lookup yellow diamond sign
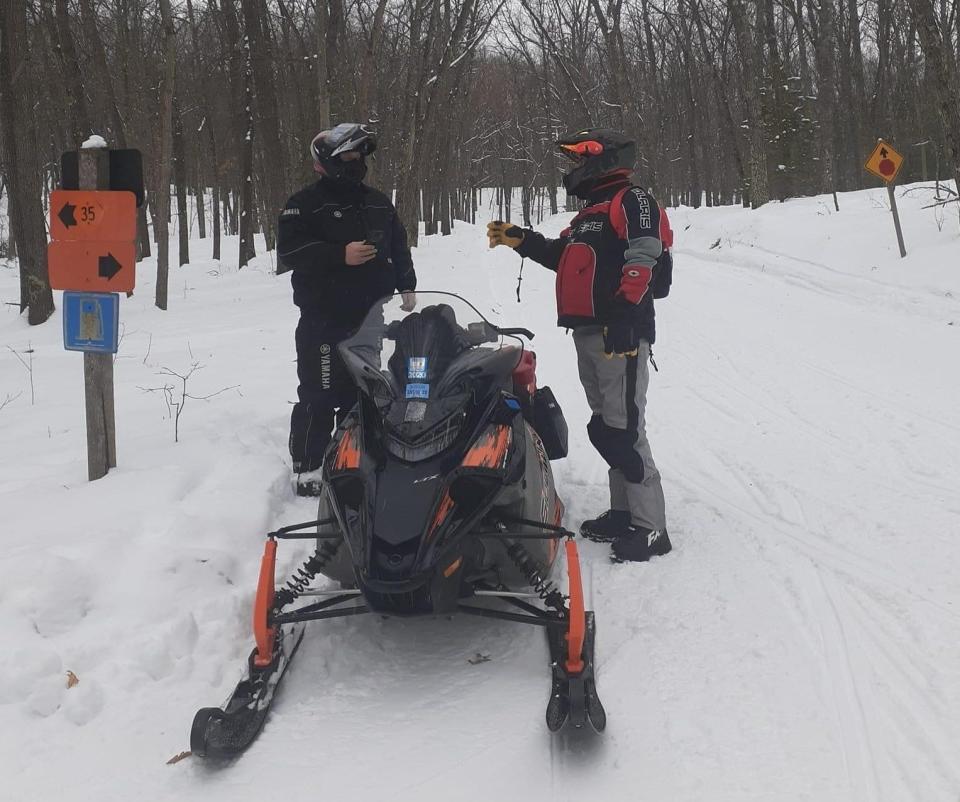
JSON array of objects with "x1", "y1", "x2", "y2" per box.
[{"x1": 865, "y1": 140, "x2": 904, "y2": 183}]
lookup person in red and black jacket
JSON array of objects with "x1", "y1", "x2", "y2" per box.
[{"x1": 488, "y1": 129, "x2": 672, "y2": 563}]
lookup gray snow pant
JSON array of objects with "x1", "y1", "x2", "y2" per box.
[{"x1": 573, "y1": 326, "x2": 667, "y2": 530}]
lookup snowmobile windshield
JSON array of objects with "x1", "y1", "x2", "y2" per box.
[{"x1": 339, "y1": 293, "x2": 526, "y2": 461}]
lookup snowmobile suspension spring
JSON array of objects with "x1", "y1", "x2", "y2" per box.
[
  {"x1": 505, "y1": 541, "x2": 566, "y2": 612},
  {"x1": 274, "y1": 539, "x2": 342, "y2": 609}
]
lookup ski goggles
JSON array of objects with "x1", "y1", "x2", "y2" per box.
[{"x1": 558, "y1": 140, "x2": 604, "y2": 160}]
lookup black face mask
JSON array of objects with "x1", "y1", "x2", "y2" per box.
[{"x1": 323, "y1": 156, "x2": 368, "y2": 186}]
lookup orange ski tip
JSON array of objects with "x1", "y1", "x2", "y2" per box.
[
  {"x1": 462, "y1": 424, "x2": 512, "y2": 469},
  {"x1": 564, "y1": 539, "x2": 586, "y2": 674},
  {"x1": 253, "y1": 539, "x2": 278, "y2": 668},
  {"x1": 333, "y1": 425, "x2": 361, "y2": 471}
]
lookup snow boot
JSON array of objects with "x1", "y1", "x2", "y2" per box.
[
  {"x1": 580, "y1": 509, "x2": 631, "y2": 542},
  {"x1": 294, "y1": 468, "x2": 324, "y2": 497},
  {"x1": 611, "y1": 526, "x2": 672, "y2": 563}
]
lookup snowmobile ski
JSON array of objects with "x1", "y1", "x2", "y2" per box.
[
  {"x1": 190, "y1": 623, "x2": 305, "y2": 759},
  {"x1": 546, "y1": 611, "x2": 606, "y2": 732}
]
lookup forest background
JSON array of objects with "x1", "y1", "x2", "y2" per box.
[{"x1": 1, "y1": 0, "x2": 958, "y2": 323}]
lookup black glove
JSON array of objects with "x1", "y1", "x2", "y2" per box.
[{"x1": 603, "y1": 302, "x2": 641, "y2": 357}]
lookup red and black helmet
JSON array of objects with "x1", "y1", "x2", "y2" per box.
[{"x1": 557, "y1": 128, "x2": 636, "y2": 199}]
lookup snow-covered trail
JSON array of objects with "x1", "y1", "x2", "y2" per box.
[{"x1": 2, "y1": 185, "x2": 959, "y2": 801}]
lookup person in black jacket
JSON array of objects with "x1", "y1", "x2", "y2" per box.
[
  {"x1": 278, "y1": 123, "x2": 416, "y2": 495},
  {"x1": 488, "y1": 129, "x2": 671, "y2": 562}
]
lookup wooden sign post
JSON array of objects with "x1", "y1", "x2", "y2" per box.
[
  {"x1": 48, "y1": 140, "x2": 139, "y2": 481},
  {"x1": 864, "y1": 139, "x2": 907, "y2": 258},
  {"x1": 79, "y1": 145, "x2": 117, "y2": 481}
]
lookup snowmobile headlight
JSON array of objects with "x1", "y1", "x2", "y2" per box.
[{"x1": 384, "y1": 410, "x2": 465, "y2": 462}]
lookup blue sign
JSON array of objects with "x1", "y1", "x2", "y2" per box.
[
  {"x1": 63, "y1": 291, "x2": 120, "y2": 353},
  {"x1": 405, "y1": 383, "x2": 430, "y2": 399}
]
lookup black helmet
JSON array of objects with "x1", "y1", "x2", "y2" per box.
[
  {"x1": 310, "y1": 123, "x2": 377, "y2": 184},
  {"x1": 557, "y1": 128, "x2": 636, "y2": 199}
]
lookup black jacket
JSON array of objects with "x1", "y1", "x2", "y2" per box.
[
  {"x1": 277, "y1": 179, "x2": 416, "y2": 326},
  {"x1": 515, "y1": 179, "x2": 663, "y2": 343}
]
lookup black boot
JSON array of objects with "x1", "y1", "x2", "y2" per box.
[
  {"x1": 580, "y1": 509, "x2": 631, "y2": 542},
  {"x1": 611, "y1": 526, "x2": 672, "y2": 563}
]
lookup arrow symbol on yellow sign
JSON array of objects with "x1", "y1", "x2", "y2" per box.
[{"x1": 58, "y1": 202, "x2": 77, "y2": 228}]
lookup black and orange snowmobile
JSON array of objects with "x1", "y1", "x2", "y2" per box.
[{"x1": 190, "y1": 293, "x2": 605, "y2": 758}]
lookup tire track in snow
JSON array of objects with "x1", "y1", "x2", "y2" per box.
[
  {"x1": 679, "y1": 244, "x2": 960, "y2": 323},
  {"x1": 813, "y1": 569, "x2": 883, "y2": 802},
  {"x1": 673, "y1": 463, "x2": 960, "y2": 800}
]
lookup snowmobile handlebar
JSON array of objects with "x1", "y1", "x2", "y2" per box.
[
  {"x1": 495, "y1": 326, "x2": 535, "y2": 340},
  {"x1": 382, "y1": 319, "x2": 534, "y2": 344}
]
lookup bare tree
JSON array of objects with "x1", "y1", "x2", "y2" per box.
[{"x1": 0, "y1": 0, "x2": 54, "y2": 324}]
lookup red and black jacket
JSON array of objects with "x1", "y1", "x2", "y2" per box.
[{"x1": 515, "y1": 179, "x2": 666, "y2": 343}]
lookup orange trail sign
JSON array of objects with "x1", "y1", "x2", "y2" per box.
[
  {"x1": 50, "y1": 190, "x2": 136, "y2": 242},
  {"x1": 48, "y1": 241, "x2": 136, "y2": 292}
]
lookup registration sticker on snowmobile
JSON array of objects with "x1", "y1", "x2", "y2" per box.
[
  {"x1": 405, "y1": 383, "x2": 430, "y2": 399},
  {"x1": 407, "y1": 357, "x2": 428, "y2": 379}
]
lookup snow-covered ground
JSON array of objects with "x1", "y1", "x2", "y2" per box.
[{"x1": 1, "y1": 184, "x2": 959, "y2": 802}]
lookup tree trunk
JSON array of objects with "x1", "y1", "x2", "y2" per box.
[
  {"x1": 53, "y1": 0, "x2": 91, "y2": 146},
  {"x1": 0, "y1": 0, "x2": 55, "y2": 324},
  {"x1": 155, "y1": 0, "x2": 177, "y2": 310},
  {"x1": 811, "y1": 0, "x2": 841, "y2": 201},
  {"x1": 729, "y1": 0, "x2": 770, "y2": 207},
  {"x1": 240, "y1": 0, "x2": 287, "y2": 249},
  {"x1": 173, "y1": 95, "x2": 190, "y2": 266},
  {"x1": 185, "y1": 0, "x2": 220, "y2": 259},
  {"x1": 239, "y1": 37, "x2": 257, "y2": 267},
  {"x1": 908, "y1": 0, "x2": 960, "y2": 194},
  {"x1": 315, "y1": 0, "x2": 331, "y2": 128}
]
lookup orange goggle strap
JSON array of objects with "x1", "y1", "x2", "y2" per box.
[{"x1": 559, "y1": 140, "x2": 604, "y2": 157}]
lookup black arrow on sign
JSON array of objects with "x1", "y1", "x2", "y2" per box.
[
  {"x1": 98, "y1": 253, "x2": 122, "y2": 281},
  {"x1": 58, "y1": 202, "x2": 77, "y2": 228},
  {"x1": 880, "y1": 148, "x2": 888, "y2": 158}
]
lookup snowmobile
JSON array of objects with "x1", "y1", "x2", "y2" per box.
[{"x1": 190, "y1": 293, "x2": 605, "y2": 758}]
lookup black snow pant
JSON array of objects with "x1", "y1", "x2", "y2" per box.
[{"x1": 289, "y1": 314, "x2": 357, "y2": 473}]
